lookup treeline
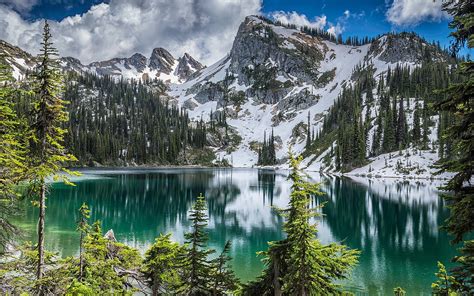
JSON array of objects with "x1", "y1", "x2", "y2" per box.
[
  {"x1": 257, "y1": 15, "x2": 454, "y2": 50},
  {"x1": 257, "y1": 130, "x2": 276, "y2": 166},
  {"x1": 307, "y1": 61, "x2": 462, "y2": 172},
  {"x1": 63, "y1": 72, "x2": 207, "y2": 165}
]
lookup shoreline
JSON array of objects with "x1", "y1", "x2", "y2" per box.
[{"x1": 67, "y1": 165, "x2": 451, "y2": 181}]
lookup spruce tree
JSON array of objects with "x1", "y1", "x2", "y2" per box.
[
  {"x1": 435, "y1": 0, "x2": 473, "y2": 293},
  {"x1": 210, "y1": 240, "x2": 239, "y2": 295},
  {"x1": 244, "y1": 151, "x2": 359, "y2": 295},
  {"x1": 28, "y1": 21, "x2": 77, "y2": 289},
  {"x1": 76, "y1": 203, "x2": 90, "y2": 281},
  {"x1": 179, "y1": 194, "x2": 215, "y2": 295},
  {"x1": 436, "y1": 0, "x2": 473, "y2": 243},
  {"x1": 143, "y1": 233, "x2": 184, "y2": 295},
  {"x1": 0, "y1": 57, "x2": 26, "y2": 251}
]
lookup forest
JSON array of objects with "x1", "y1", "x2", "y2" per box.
[{"x1": 0, "y1": 0, "x2": 472, "y2": 295}]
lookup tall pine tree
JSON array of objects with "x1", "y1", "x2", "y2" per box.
[{"x1": 28, "y1": 21, "x2": 77, "y2": 289}]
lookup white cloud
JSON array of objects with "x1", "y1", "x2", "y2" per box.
[
  {"x1": 0, "y1": 0, "x2": 261, "y2": 65},
  {"x1": 327, "y1": 23, "x2": 343, "y2": 36},
  {"x1": 386, "y1": 0, "x2": 450, "y2": 26},
  {"x1": 0, "y1": 0, "x2": 38, "y2": 13},
  {"x1": 271, "y1": 11, "x2": 327, "y2": 30}
]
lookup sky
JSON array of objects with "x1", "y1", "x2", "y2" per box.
[{"x1": 0, "y1": 0, "x2": 464, "y2": 65}]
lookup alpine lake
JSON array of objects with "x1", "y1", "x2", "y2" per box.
[{"x1": 13, "y1": 168, "x2": 457, "y2": 295}]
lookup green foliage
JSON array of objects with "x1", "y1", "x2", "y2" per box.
[
  {"x1": 257, "y1": 130, "x2": 277, "y2": 166},
  {"x1": 393, "y1": 286, "x2": 406, "y2": 296},
  {"x1": 210, "y1": 240, "x2": 240, "y2": 295},
  {"x1": 142, "y1": 233, "x2": 184, "y2": 294},
  {"x1": 0, "y1": 57, "x2": 26, "y2": 252},
  {"x1": 63, "y1": 72, "x2": 208, "y2": 166},
  {"x1": 434, "y1": 2, "x2": 474, "y2": 293},
  {"x1": 79, "y1": 220, "x2": 141, "y2": 294},
  {"x1": 244, "y1": 151, "x2": 359, "y2": 295},
  {"x1": 431, "y1": 261, "x2": 459, "y2": 295},
  {"x1": 451, "y1": 240, "x2": 474, "y2": 294},
  {"x1": 178, "y1": 194, "x2": 215, "y2": 295}
]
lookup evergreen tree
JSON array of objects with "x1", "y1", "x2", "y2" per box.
[
  {"x1": 435, "y1": 0, "x2": 473, "y2": 244},
  {"x1": 28, "y1": 21, "x2": 77, "y2": 290},
  {"x1": 306, "y1": 111, "x2": 311, "y2": 150},
  {"x1": 412, "y1": 101, "x2": 421, "y2": 146},
  {"x1": 0, "y1": 57, "x2": 26, "y2": 252},
  {"x1": 179, "y1": 194, "x2": 215, "y2": 295},
  {"x1": 143, "y1": 233, "x2": 184, "y2": 295},
  {"x1": 210, "y1": 240, "x2": 239, "y2": 295},
  {"x1": 244, "y1": 151, "x2": 359, "y2": 295},
  {"x1": 76, "y1": 203, "x2": 90, "y2": 281},
  {"x1": 435, "y1": 0, "x2": 473, "y2": 293}
]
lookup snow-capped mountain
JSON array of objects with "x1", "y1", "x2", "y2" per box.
[
  {"x1": 169, "y1": 16, "x2": 451, "y2": 175},
  {"x1": 0, "y1": 41, "x2": 204, "y2": 83},
  {"x1": 0, "y1": 15, "x2": 454, "y2": 178},
  {"x1": 62, "y1": 47, "x2": 205, "y2": 83}
]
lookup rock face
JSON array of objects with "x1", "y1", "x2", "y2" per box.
[
  {"x1": 148, "y1": 47, "x2": 175, "y2": 73},
  {"x1": 175, "y1": 53, "x2": 205, "y2": 81},
  {"x1": 181, "y1": 16, "x2": 329, "y2": 108},
  {"x1": 60, "y1": 46, "x2": 203, "y2": 83},
  {"x1": 368, "y1": 32, "x2": 450, "y2": 64}
]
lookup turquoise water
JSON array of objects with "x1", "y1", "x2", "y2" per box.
[{"x1": 14, "y1": 168, "x2": 457, "y2": 295}]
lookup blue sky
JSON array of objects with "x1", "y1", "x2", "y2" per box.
[
  {"x1": 0, "y1": 0, "x2": 467, "y2": 64},
  {"x1": 15, "y1": 0, "x2": 453, "y2": 47}
]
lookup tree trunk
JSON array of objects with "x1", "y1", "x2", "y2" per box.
[
  {"x1": 79, "y1": 231, "x2": 84, "y2": 281},
  {"x1": 37, "y1": 181, "x2": 46, "y2": 295},
  {"x1": 273, "y1": 257, "x2": 281, "y2": 296}
]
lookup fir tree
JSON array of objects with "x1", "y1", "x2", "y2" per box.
[
  {"x1": 143, "y1": 233, "x2": 184, "y2": 295},
  {"x1": 412, "y1": 101, "x2": 421, "y2": 146},
  {"x1": 0, "y1": 57, "x2": 26, "y2": 252},
  {"x1": 244, "y1": 151, "x2": 359, "y2": 295},
  {"x1": 435, "y1": 0, "x2": 473, "y2": 293},
  {"x1": 210, "y1": 240, "x2": 239, "y2": 295},
  {"x1": 28, "y1": 21, "x2": 77, "y2": 290},
  {"x1": 179, "y1": 194, "x2": 215, "y2": 295},
  {"x1": 76, "y1": 203, "x2": 90, "y2": 281}
]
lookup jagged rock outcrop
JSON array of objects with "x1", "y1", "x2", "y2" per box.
[
  {"x1": 368, "y1": 32, "x2": 450, "y2": 64},
  {"x1": 176, "y1": 53, "x2": 205, "y2": 81}
]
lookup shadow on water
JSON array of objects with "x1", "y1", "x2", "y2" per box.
[{"x1": 14, "y1": 169, "x2": 456, "y2": 295}]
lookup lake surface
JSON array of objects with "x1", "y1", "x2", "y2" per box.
[{"x1": 15, "y1": 168, "x2": 457, "y2": 295}]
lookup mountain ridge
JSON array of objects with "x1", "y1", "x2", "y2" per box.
[{"x1": 0, "y1": 15, "x2": 456, "y2": 179}]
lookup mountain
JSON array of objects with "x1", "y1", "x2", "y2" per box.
[
  {"x1": 170, "y1": 16, "x2": 454, "y2": 177},
  {"x1": 63, "y1": 47, "x2": 205, "y2": 83},
  {"x1": 0, "y1": 41, "x2": 204, "y2": 83},
  {"x1": 0, "y1": 15, "x2": 457, "y2": 178}
]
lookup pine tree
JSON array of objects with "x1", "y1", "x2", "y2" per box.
[
  {"x1": 435, "y1": 0, "x2": 474, "y2": 293},
  {"x1": 28, "y1": 21, "x2": 77, "y2": 289},
  {"x1": 306, "y1": 111, "x2": 311, "y2": 150},
  {"x1": 244, "y1": 151, "x2": 359, "y2": 294},
  {"x1": 143, "y1": 233, "x2": 184, "y2": 295},
  {"x1": 412, "y1": 101, "x2": 421, "y2": 146},
  {"x1": 435, "y1": 0, "x2": 473, "y2": 243},
  {"x1": 210, "y1": 240, "x2": 239, "y2": 295},
  {"x1": 179, "y1": 194, "x2": 215, "y2": 295},
  {"x1": 0, "y1": 57, "x2": 26, "y2": 251},
  {"x1": 76, "y1": 203, "x2": 90, "y2": 281}
]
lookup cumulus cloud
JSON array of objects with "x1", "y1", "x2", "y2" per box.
[
  {"x1": 386, "y1": 0, "x2": 450, "y2": 26},
  {"x1": 0, "y1": 0, "x2": 261, "y2": 65},
  {"x1": 271, "y1": 11, "x2": 327, "y2": 30}
]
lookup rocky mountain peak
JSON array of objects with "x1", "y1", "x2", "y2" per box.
[
  {"x1": 368, "y1": 32, "x2": 450, "y2": 64},
  {"x1": 149, "y1": 47, "x2": 175, "y2": 74},
  {"x1": 175, "y1": 53, "x2": 205, "y2": 81}
]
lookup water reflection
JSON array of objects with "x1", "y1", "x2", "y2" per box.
[{"x1": 16, "y1": 169, "x2": 455, "y2": 295}]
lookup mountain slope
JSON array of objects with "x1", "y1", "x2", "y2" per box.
[
  {"x1": 169, "y1": 16, "x2": 454, "y2": 178},
  {"x1": 1, "y1": 16, "x2": 457, "y2": 178}
]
